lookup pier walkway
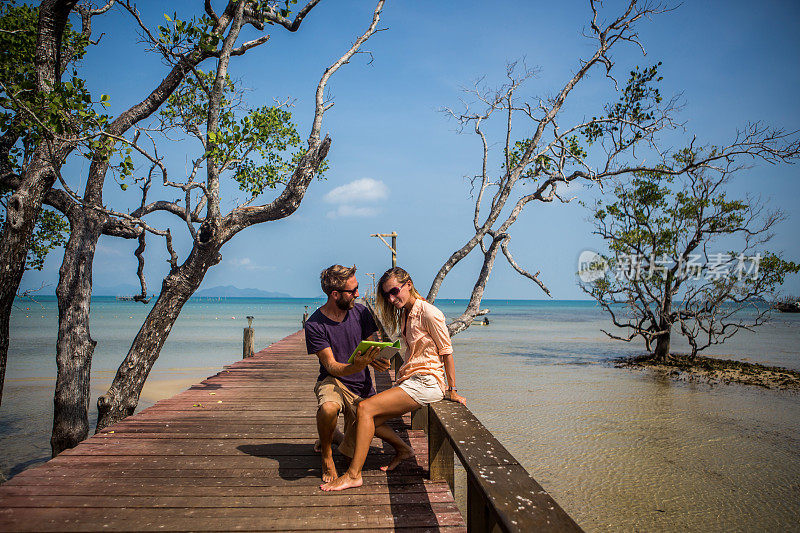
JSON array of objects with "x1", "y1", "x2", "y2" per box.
[{"x1": 0, "y1": 331, "x2": 465, "y2": 532}]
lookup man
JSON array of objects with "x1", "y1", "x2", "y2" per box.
[{"x1": 304, "y1": 265, "x2": 412, "y2": 482}]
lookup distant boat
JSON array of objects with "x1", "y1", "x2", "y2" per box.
[{"x1": 116, "y1": 295, "x2": 153, "y2": 302}]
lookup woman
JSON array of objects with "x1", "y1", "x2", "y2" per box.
[{"x1": 320, "y1": 266, "x2": 466, "y2": 491}]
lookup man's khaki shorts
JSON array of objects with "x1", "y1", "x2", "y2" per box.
[{"x1": 313, "y1": 376, "x2": 364, "y2": 457}]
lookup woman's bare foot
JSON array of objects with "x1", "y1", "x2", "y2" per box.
[
  {"x1": 380, "y1": 443, "x2": 415, "y2": 472},
  {"x1": 321, "y1": 454, "x2": 338, "y2": 483},
  {"x1": 314, "y1": 429, "x2": 345, "y2": 453},
  {"x1": 320, "y1": 471, "x2": 362, "y2": 491}
]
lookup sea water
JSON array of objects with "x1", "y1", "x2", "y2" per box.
[{"x1": 3, "y1": 296, "x2": 799, "y2": 531}]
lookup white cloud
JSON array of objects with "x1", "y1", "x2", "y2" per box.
[
  {"x1": 231, "y1": 257, "x2": 252, "y2": 267},
  {"x1": 323, "y1": 178, "x2": 388, "y2": 218},
  {"x1": 228, "y1": 256, "x2": 274, "y2": 272},
  {"x1": 96, "y1": 243, "x2": 126, "y2": 257},
  {"x1": 326, "y1": 205, "x2": 379, "y2": 219}
]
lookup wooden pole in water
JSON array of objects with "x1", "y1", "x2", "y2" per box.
[{"x1": 243, "y1": 316, "x2": 254, "y2": 359}]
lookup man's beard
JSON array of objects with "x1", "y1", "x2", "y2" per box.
[{"x1": 335, "y1": 296, "x2": 355, "y2": 310}]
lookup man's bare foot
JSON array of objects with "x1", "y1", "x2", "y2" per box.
[
  {"x1": 321, "y1": 454, "x2": 338, "y2": 483},
  {"x1": 320, "y1": 471, "x2": 362, "y2": 491},
  {"x1": 314, "y1": 429, "x2": 345, "y2": 453},
  {"x1": 380, "y1": 443, "x2": 415, "y2": 472}
]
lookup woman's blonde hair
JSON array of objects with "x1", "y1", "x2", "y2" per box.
[{"x1": 376, "y1": 266, "x2": 424, "y2": 335}]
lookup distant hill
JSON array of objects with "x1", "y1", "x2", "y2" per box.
[
  {"x1": 91, "y1": 283, "x2": 291, "y2": 298},
  {"x1": 194, "y1": 285, "x2": 292, "y2": 298}
]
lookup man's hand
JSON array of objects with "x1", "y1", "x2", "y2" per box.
[
  {"x1": 369, "y1": 357, "x2": 391, "y2": 372},
  {"x1": 351, "y1": 345, "x2": 380, "y2": 370}
]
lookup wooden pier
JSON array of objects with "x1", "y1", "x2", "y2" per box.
[{"x1": 0, "y1": 330, "x2": 581, "y2": 532}]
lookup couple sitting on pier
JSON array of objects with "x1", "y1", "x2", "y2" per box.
[{"x1": 304, "y1": 264, "x2": 466, "y2": 491}]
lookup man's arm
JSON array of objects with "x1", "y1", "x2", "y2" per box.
[{"x1": 315, "y1": 345, "x2": 380, "y2": 378}]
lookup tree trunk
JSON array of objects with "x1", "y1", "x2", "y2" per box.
[
  {"x1": 95, "y1": 242, "x2": 221, "y2": 431},
  {"x1": 50, "y1": 211, "x2": 102, "y2": 456},
  {"x1": 426, "y1": 232, "x2": 485, "y2": 304},
  {"x1": 653, "y1": 330, "x2": 671, "y2": 363},
  {"x1": 0, "y1": 0, "x2": 77, "y2": 406},
  {"x1": 0, "y1": 158, "x2": 58, "y2": 406},
  {"x1": 652, "y1": 277, "x2": 674, "y2": 363},
  {"x1": 447, "y1": 235, "x2": 505, "y2": 337}
]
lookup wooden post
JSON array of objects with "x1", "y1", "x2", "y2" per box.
[
  {"x1": 412, "y1": 404, "x2": 427, "y2": 431},
  {"x1": 467, "y1": 472, "x2": 498, "y2": 533},
  {"x1": 243, "y1": 316, "x2": 254, "y2": 359},
  {"x1": 370, "y1": 232, "x2": 398, "y2": 268},
  {"x1": 428, "y1": 407, "x2": 454, "y2": 493}
]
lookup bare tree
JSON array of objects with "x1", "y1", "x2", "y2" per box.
[
  {"x1": 93, "y1": 0, "x2": 386, "y2": 433},
  {"x1": 425, "y1": 0, "x2": 798, "y2": 339},
  {"x1": 580, "y1": 136, "x2": 800, "y2": 361},
  {"x1": 427, "y1": 1, "x2": 679, "y2": 335}
]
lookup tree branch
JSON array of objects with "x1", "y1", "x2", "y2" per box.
[{"x1": 224, "y1": 0, "x2": 386, "y2": 235}]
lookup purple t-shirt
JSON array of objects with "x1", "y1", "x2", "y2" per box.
[{"x1": 304, "y1": 303, "x2": 378, "y2": 398}]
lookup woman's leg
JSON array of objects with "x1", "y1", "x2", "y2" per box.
[
  {"x1": 373, "y1": 420, "x2": 415, "y2": 472},
  {"x1": 320, "y1": 386, "x2": 420, "y2": 491}
]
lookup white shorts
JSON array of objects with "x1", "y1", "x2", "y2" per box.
[{"x1": 397, "y1": 373, "x2": 444, "y2": 405}]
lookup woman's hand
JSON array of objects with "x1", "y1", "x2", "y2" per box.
[
  {"x1": 369, "y1": 357, "x2": 391, "y2": 372},
  {"x1": 445, "y1": 389, "x2": 466, "y2": 405}
]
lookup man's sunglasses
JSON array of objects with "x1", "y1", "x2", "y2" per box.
[
  {"x1": 383, "y1": 281, "x2": 407, "y2": 298},
  {"x1": 335, "y1": 285, "x2": 358, "y2": 294}
]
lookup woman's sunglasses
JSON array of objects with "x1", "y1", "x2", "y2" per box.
[{"x1": 383, "y1": 281, "x2": 407, "y2": 298}]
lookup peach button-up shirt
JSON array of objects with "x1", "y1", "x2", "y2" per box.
[{"x1": 397, "y1": 299, "x2": 452, "y2": 393}]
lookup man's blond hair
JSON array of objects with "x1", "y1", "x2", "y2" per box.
[{"x1": 320, "y1": 264, "x2": 357, "y2": 295}]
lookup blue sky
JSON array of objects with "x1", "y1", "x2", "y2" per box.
[{"x1": 18, "y1": 0, "x2": 800, "y2": 299}]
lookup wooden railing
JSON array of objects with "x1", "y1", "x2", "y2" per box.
[{"x1": 389, "y1": 353, "x2": 582, "y2": 532}]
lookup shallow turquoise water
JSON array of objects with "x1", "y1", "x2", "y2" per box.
[{"x1": 3, "y1": 297, "x2": 799, "y2": 531}]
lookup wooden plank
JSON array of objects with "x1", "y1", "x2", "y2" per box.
[
  {"x1": 46, "y1": 455, "x2": 421, "y2": 470},
  {"x1": 0, "y1": 481, "x2": 452, "y2": 497},
  {"x1": 4, "y1": 475, "x2": 445, "y2": 490},
  {"x1": 0, "y1": 491, "x2": 459, "y2": 509},
  {"x1": 60, "y1": 440, "x2": 388, "y2": 456},
  {"x1": 0, "y1": 503, "x2": 465, "y2": 531}
]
